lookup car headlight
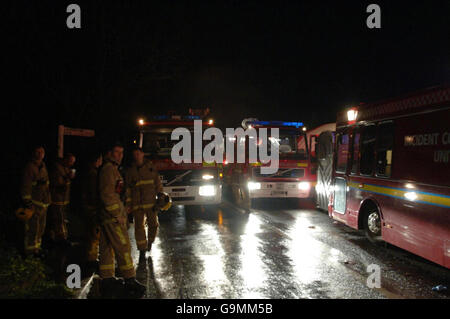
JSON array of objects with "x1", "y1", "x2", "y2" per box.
[
  {"x1": 202, "y1": 174, "x2": 214, "y2": 180},
  {"x1": 248, "y1": 181, "x2": 261, "y2": 190},
  {"x1": 298, "y1": 182, "x2": 310, "y2": 190},
  {"x1": 199, "y1": 185, "x2": 216, "y2": 196}
]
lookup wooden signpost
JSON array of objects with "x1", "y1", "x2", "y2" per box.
[{"x1": 57, "y1": 125, "x2": 95, "y2": 158}]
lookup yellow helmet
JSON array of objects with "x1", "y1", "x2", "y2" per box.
[
  {"x1": 155, "y1": 192, "x2": 172, "y2": 211},
  {"x1": 15, "y1": 207, "x2": 34, "y2": 221}
]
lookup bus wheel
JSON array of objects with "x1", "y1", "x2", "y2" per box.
[{"x1": 364, "y1": 209, "x2": 382, "y2": 243}]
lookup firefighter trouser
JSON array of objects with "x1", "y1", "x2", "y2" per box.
[
  {"x1": 85, "y1": 211, "x2": 100, "y2": 262},
  {"x1": 24, "y1": 205, "x2": 47, "y2": 255},
  {"x1": 47, "y1": 203, "x2": 68, "y2": 241},
  {"x1": 133, "y1": 208, "x2": 159, "y2": 251},
  {"x1": 99, "y1": 219, "x2": 135, "y2": 279}
]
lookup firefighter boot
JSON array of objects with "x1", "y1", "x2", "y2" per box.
[
  {"x1": 123, "y1": 277, "x2": 146, "y2": 298},
  {"x1": 100, "y1": 277, "x2": 125, "y2": 298},
  {"x1": 139, "y1": 250, "x2": 146, "y2": 262}
]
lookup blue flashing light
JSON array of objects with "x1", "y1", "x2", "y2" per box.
[
  {"x1": 184, "y1": 115, "x2": 201, "y2": 120},
  {"x1": 153, "y1": 115, "x2": 169, "y2": 120},
  {"x1": 282, "y1": 121, "x2": 304, "y2": 128},
  {"x1": 248, "y1": 120, "x2": 304, "y2": 128}
]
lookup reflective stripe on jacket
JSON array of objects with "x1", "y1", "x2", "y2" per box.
[
  {"x1": 125, "y1": 159, "x2": 162, "y2": 212},
  {"x1": 20, "y1": 160, "x2": 51, "y2": 208},
  {"x1": 99, "y1": 157, "x2": 125, "y2": 221}
]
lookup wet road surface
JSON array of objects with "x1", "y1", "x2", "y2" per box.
[{"x1": 89, "y1": 198, "x2": 450, "y2": 299}]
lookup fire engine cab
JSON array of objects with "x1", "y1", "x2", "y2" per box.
[
  {"x1": 229, "y1": 119, "x2": 317, "y2": 209},
  {"x1": 136, "y1": 111, "x2": 223, "y2": 207}
]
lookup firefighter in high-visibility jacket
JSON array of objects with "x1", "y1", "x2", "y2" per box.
[
  {"x1": 20, "y1": 145, "x2": 51, "y2": 257},
  {"x1": 47, "y1": 153, "x2": 76, "y2": 245},
  {"x1": 125, "y1": 146, "x2": 163, "y2": 259},
  {"x1": 80, "y1": 152, "x2": 102, "y2": 271},
  {"x1": 98, "y1": 143, "x2": 145, "y2": 296}
]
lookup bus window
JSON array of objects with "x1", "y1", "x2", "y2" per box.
[
  {"x1": 376, "y1": 122, "x2": 394, "y2": 177},
  {"x1": 333, "y1": 177, "x2": 347, "y2": 214},
  {"x1": 351, "y1": 131, "x2": 360, "y2": 174},
  {"x1": 360, "y1": 125, "x2": 376, "y2": 176},
  {"x1": 336, "y1": 132, "x2": 349, "y2": 173}
]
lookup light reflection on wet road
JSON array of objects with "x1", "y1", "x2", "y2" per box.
[{"x1": 127, "y1": 199, "x2": 450, "y2": 299}]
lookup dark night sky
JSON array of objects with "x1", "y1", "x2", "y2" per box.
[{"x1": 3, "y1": 1, "x2": 449, "y2": 168}]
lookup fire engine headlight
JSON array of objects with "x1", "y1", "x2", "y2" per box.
[
  {"x1": 199, "y1": 185, "x2": 216, "y2": 196},
  {"x1": 298, "y1": 182, "x2": 310, "y2": 190},
  {"x1": 202, "y1": 174, "x2": 214, "y2": 180},
  {"x1": 248, "y1": 182, "x2": 261, "y2": 190}
]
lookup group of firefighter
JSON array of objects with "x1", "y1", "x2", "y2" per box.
[{"x1": 17, "y1": 142, "x2": 171, "y2": 297}]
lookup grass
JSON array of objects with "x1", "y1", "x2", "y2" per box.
[{"x1": 0, "y1": 236, "x2": 74, "y2": 299}]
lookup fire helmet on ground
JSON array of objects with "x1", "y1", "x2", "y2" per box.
[
  {"x1": 15, "y1": 207, "x2": 34, "y2": 221},
  {"x1": 155, "y1": 192, "x2": 172, "y2": 211}
]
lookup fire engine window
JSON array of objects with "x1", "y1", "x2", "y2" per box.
[
  {"x1": 351, "y1": 131, "x2": 360, "y2": 174},
  {"x1": 143, "y1": 133, "x2": 174, "y2": 157},
  {"x1": 267, "y1": 132, "x2": 308, "y2": 160},
  {"x1": 143, "y1": 131, "x2": 194, "y2": 159},
  {"x1": 376, "y1": 122, "x2": 394, "y2": 177},
  {"x1": 359, "y1": 125, "x2": 376, "y2": 176},
  {"x1": 336, "y1": 133, "x2": 349, "y2": 173}
]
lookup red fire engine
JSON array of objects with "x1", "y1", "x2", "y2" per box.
[
  {"x1": 329, "y1": 85, "x2": 450, "y2": 268},
  {"x1": 136, "y1": 111, "x2": 223, "y2": 207},
  {"x1": 228, "y1": 119, "x2": 317, "y2": 210}
]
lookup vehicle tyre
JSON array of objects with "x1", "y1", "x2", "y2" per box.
[
  {"x1": 231, "y1": 185, "x2": 240, "y2": 205},
  {"x1": 250, "y1": 198, "x2": 257, "y2": 209},
  {"x1": 364, "y1": 208, "x2": 383, "y2": 244},
  {"x1": 242, "y1": 189, "x2": 251, "y2": 211},
  {"x1": 206, "y1": 204, "x2": 221, "y2": 214}
]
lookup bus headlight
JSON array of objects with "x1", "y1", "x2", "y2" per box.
[
  {"x1": 298, "y1": 182, "x2": 310, "y2": 190},
  {"x1": 199, "y1": 185, "x2": 216, "y2": 196},
  {"x1": 404, "y1": 192, "x2": 417, "y2": 201},
  {"x1": 202, "y1": 174, "x2": 214, "y2": 180},
  {"x1": 248, "y1": 182, "x2": 261, "y2": 190}
]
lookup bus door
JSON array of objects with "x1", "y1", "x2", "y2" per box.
[
  {"x1": 333, "y1": 130, "x2": 350, "y2": 215},
  {"x1": 346, "y1": 124, "x2": 377, "y2": 226},
  {"x1": 316, "y1": 131, "x2": 335, "y2": 211}
]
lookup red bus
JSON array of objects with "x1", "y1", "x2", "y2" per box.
[
  {"x1": 228, "y1": 119, "x2": 316, "y2": 210},
  {"x1": 329, "y1": 85, "x2": 450, "y2": 268}
]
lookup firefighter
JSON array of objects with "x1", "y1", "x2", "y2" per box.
[
  {"x1": 80, "y1": 152, "x2": 102, "y2": 272},
  {"x1": 20, "y1": 145, "x2": 51, "y2": 257},
  {"x1": 47, "y1": 153, "x2": 76, "y2": 246},
  {"x1": 125, "y1": 146, "x2": 163, "y2": 260},
  {"x1": 98, "y1": 142, "x2": 145, "y2": 297}
]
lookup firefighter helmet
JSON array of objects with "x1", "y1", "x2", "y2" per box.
[
  {"x1": 155, "y1": 192, "x2": 172, "y2": 211},
  {"x1": 15, "y1": 207, "x2": 34, "y2": 221}
]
